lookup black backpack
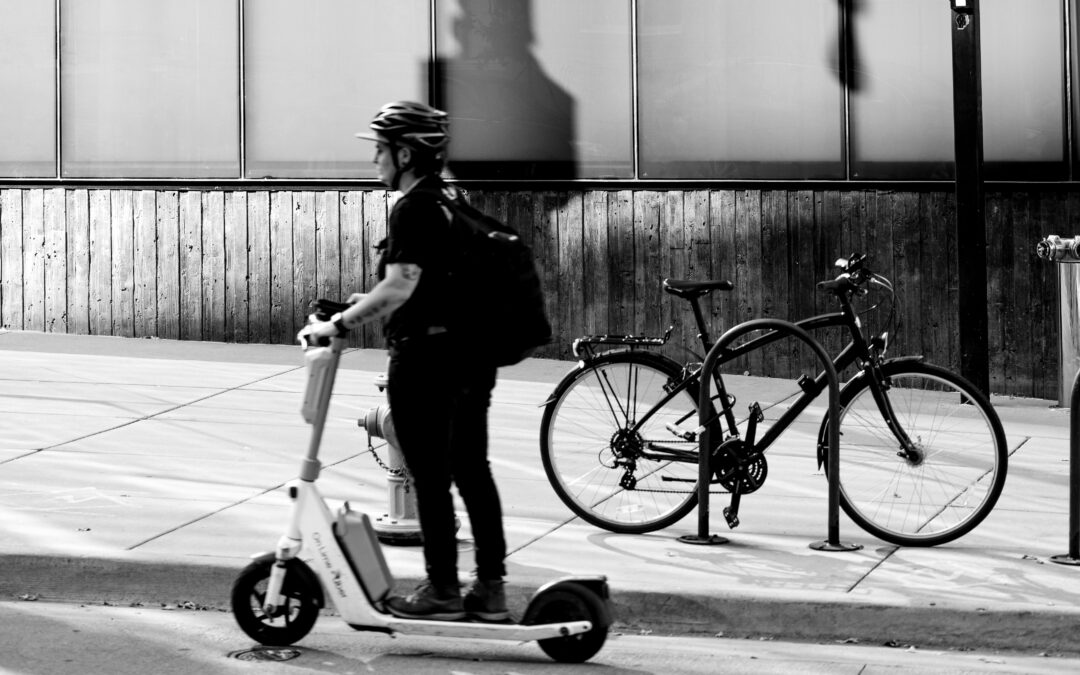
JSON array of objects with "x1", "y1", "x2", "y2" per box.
[{"x1": 413, "y1": 188, "x2": 552, "y2": 366}]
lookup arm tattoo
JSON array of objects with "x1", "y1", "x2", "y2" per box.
[
  {"x1": 355, "y1": 298, "x2": 390, "y2": 322},
  {"x1": 401, "y1": 264, "x2": 421, "y2": 281}
]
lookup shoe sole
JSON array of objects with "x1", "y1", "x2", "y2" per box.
[{"x1": 466, "y1": 610, "x2": 511, "y2": 622}]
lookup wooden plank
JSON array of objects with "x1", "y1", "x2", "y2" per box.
[
  {"x1": 814, "y1": 191, "x2": 844, "y2": 362},
  {"x1": 22, "y1": 189, "x2": 45, "y2": 332},
  {"x1": 788, "y1": 190, "x2": 817, "y2": 377},
  {"x1": 156, "y1": 191, "x2": 180, "y2": 340},
  {"x1": 533, "y1": 192, "x2": 563, "y2": 355},
  {"x1": 891, "y1": 192, "x2": 921, "y2": 367},
  {"x1": 658, "y1": 190, "x2": 689, "y2": 360},
  {"x1": 1005, "y1": 192, "x2": 1033, "y2": 395},
  {"x1": 760, "y1": 190, "x2": 789, "y2": 375},
  {"x1": 315, "y1": 191, "x2": 341, "y2": 305},
  {"x1": 557, "y1": 192, "x2": 584, "y2": 360},
  {"x1": 66, "y1": 189, "x2": 91, "y2": 334},
  {"x1": 582, "y1": 191, "x2": 609, "y2": 339},
  {"x1": 1, "y1": 190, "x2": 24, "y2": 329},
  {"x1": 133, "y1": 191, "x2": 157, "y2": 338},
  {"x1": 937, "y1": 190, "x2": 960, "y2": 372},
  {"x1": 224, "y1": 191, "x2": 249, "y2": 342},
  {"x1": 684, "y1": 189, "x2": 715, "y2": 357},
  {"x1": 361, "y1": 191, "x2": 387, "y2": 349},
  {"x1": 269, "y1": 190, "x2": 295, "y2": 345},
  {"x1": 89, "y1": 190, "x2": 112, "y2": 335},
  {"x1": 339, "y1": 191, "x2": 364, "y2": 348},
  {"x1": 709, "y1": 190, "x2": 738, "y2": 373},
  {"x1": 178, "y1": 191, "x2": 203, "y2": 341},
  {"x1": 43, "y1": 188, "x2": 67, "y2": 333},
  {"x1": 248, "y1": 191, "x2": 272, "y2": 343},
  {"x1": 202, "y1": 191, "x2": 226, "y2": 342},
  {"x1": 292, "y1": 192, "x2": 317, "y2": 338},
  {"x1": 110, "y1": 190, "x2": 135, "y2": 337},
  {"x1": 633, "y1": 191, "x2": 663, "y2": 341},
  {"x1": 734, "y1": 190, "x2": 763, "y2": 374},
  {"x1": 607, "y1": 191, "x2": 635, "y2": 338},
  {"x1": 1032, "y1": 192, "x2": 1060, "y2": 400}
]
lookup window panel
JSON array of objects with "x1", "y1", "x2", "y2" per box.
[
  {"x1": 245, "y1": 0, "x2": 430, "y2": 179},
  {"x1": 849, "y1": 0, "x2": 954, "y2": 179},
  {"x1": 61, "y1": 0, "x2": 238, "y2": 178},
  {"x1": 981, "y1": 0, "x2": 1064, "y2": 169},
  {"x1": 436, "y1": 0, "x2": 633, "y2": 179},
  {"x1": 637, "y1": 0, "x2": 843, "y2": 180},
  {"x1": 0, "y1": 0, "x2": 56, "y2": 178}
]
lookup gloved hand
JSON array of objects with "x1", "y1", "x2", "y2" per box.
[{"x1": 297, "y1": 312, "x2": 348, "y2": 347}]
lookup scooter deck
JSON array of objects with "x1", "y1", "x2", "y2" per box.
[{"x1": 347, "y1": 617, "x2": 594, "y2": 641}]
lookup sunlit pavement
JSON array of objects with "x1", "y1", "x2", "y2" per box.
[{"x1": 2, "y1": 329, "x2": 1080, "y2": 656}]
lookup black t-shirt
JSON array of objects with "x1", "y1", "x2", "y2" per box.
[{"x1": 379, "y1": 178, "x2": 453, "y2": 344}]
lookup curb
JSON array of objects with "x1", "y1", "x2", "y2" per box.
[{"x1": 5, "y1": 553, "x2": 1080, "y2": 656}]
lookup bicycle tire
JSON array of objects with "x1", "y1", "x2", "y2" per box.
[
  {"x1": 820, "y1": 360, "x2": 1007, "y2": 547},
  {"x1": 540, "y1": 351, "x2": 702, "y2": 533}
]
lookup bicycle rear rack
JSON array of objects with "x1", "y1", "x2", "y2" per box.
[{"x1": 572, "y1": 327, "x2": 673, "y2": 359}]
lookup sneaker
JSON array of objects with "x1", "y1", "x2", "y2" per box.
[
  {"x1": 464, "y1": 578, "x2": 510, "y2": 621},
  {"x1": 385, "y1": 580, "x2": 464, "y2": 621}
]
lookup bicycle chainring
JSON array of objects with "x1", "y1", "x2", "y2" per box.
[{"x1": 711, "y1": 438, "x2": 768, "y2": 494}]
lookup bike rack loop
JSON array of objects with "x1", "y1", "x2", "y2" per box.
[{"x1": 677, "y1": 317, "x2": 861, "y2": 552}]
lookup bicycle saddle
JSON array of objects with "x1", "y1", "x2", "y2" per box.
[{"x1": 662, "y1": 278, "x2": 734, "y2": 299}]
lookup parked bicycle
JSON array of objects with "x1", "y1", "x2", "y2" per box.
[{"x1": 539, "y1": 255, "x2": 1007, "y2": 547}]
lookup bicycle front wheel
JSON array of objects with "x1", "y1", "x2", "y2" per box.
[
  {"x1": 540, "y1": 351, "x2": 701, "y2": 534},
  {"x1": 823, "y1": 360, "x2": 1007, "y2": 546}
]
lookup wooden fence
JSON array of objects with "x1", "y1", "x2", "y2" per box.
[{"x1": 0, "y1": 186, "x2": 1067, "y2": 399}]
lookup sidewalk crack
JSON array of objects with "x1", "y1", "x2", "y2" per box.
[
  {"x1": 0, "y1": 365, "x2": 304, "y2": 465},
  {"x1": 846, "y1": 545, "x2": 899, "y2": 593}
]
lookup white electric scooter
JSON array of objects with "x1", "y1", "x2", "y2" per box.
[{"x1": 230, "y1": 301, "x2": 611, "y2": 664}]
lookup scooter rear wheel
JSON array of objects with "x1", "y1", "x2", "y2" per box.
[
  {"x1": 523, "y1": 582, "x2": 608, "y2": 663},
  {"x1": 231, "y1": 556, "x2": 323, "y2": 645}
]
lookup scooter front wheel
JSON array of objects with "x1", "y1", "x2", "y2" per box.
[
  {"x1": 231, "y1": 555, "x2": 324, "y2": 645},
  {"x1": 523, "y1": 581, "x2": 609, "y2": 663}
]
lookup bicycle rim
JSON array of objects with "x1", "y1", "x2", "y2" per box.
[
  {"x1": 832, "y1": 362, "x2": 1006, "y2": 546},
  {"x1": 541, "y1": 353, "x2": 700, "y2": 533}
]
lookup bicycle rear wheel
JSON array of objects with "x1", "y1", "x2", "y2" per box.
[
  {"x1": 822, "y1": 360, "x2": 1007, "y2": 546},
  {"x1": 540, "y1": 351, "x2": 701, "y2": 534}
]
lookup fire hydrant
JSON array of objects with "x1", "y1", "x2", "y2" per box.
[{"x1": 358, "y1": 373, "x2": 423, "y2": 545}]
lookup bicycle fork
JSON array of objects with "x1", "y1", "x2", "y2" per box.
[{"x1": 864, "y1": 363, "x2": 924, "y2": 465}]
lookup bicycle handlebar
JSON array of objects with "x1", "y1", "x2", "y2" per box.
[{"x1": 817, "y1": 254, "x2": 876, "y2": 295}]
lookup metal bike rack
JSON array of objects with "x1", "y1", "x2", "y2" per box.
[
  {"x1": 678, "y1": 318, "x2": 861, "y2": 552},
  {"x1": 1035, "y1": 235, "x2": 1080, "y2": 566}
]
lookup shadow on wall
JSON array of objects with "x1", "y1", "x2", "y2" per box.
[{"x1": 434, "y1": 0, "x2": 578, "y2": 180}]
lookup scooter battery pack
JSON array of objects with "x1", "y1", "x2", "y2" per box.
[{"x1": 334, "y1": 506, "x2": 394, "y2": 603}]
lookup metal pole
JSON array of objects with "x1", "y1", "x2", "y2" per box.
[{"x1": 951, "y1": 0, "x2": 990, "y2": 396}]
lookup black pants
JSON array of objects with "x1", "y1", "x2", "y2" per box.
[{"x1": 387, "y1": 335, "x2": 506, "y2": 588}]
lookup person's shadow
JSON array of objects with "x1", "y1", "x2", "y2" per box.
[{"x1": 433, "y1": 0, "x2": 578, "y2": 180}]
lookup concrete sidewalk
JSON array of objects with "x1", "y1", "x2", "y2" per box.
[{"x1": 2, "y1": 329, "x2": 1080, "y2": 656}]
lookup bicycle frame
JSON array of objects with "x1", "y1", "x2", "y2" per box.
[{"x1": 577, "y1": 279, "x2": 920, "y2": 465}]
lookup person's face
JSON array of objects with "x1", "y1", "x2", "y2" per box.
[{"x1": 373, "y1": 141, "x2": 396, "y2": 186}]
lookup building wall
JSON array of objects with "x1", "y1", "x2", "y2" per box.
[{"x1": 0, "y1": 186, "x2": 1064, "y2": 399}]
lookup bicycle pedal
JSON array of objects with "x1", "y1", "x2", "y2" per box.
[{"x1": 722, "y1": 507, "x2": 740, "y2": 529}]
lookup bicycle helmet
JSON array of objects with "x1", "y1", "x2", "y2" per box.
[
  {"x1": 356, "y1": 101, "x2": 450, "y2": 151},
  {"x1": 356, "y1": 101, "x2": 449, "y2": 188}
]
